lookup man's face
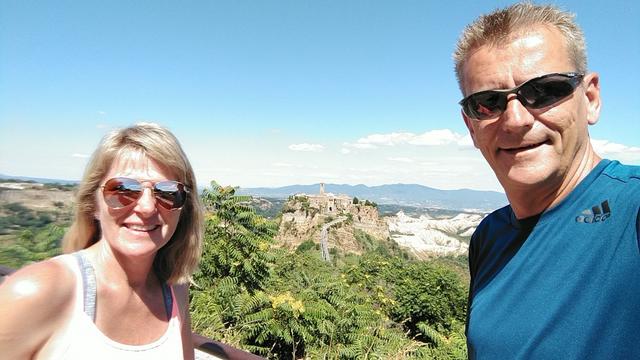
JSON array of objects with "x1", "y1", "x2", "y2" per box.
[{"x1": 460, "y1": 26, "x2": 600, "y2": 194}]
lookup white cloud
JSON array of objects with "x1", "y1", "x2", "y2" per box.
[
  {"x1": 343, "y1": 132, "x2": 416, "y2": 148},
  {"x1": 71, "y1": 153, "x2": 90, "y2": 158},
  {"x1": 272, "y1": 162, "x2": 319, "y2": 169},
  {"x1": 344, "y1": 129, "x2": 471, "y2": 151},
  {"x1": 386, "y1": 157, "x2": 414, "y2": 163},
  {"x1": 457, "y1": 134, "x2": 475, "y2": 148},
  {"x1": 273, "y1": 162, "x2": 294, "y2": 167},
  {"x1": 309, "y1": 172, "x2": 341, "y2": 179},
  {"x1": 348, "y1": 142, "x2": 377, "y2": 149},
  {"x1": 591, "y1": 139, "x2": 640, "y2": 155},
  {"x1": 408, "y1": 129, "x2": 466, "y2": 146},
  {"x1": 591, "y1": 139, "x2": 640, "y2": 164},
  {"x1": 288, "y1": 143, "x2": 325, "y2": 152},
  {"x1": 185, "y1": 129, "x2": 499, "y2": 191}
]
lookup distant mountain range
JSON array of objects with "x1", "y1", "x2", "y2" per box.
[
  {"x1": 0, "y1": 174, "x2": 508, "y2": 212},
  {"x1": 0, "y1": 174, "x2": 79, "y2": 185},
  {"x1": 238, "y1": 183, "x2": 507, "y2": 212}
]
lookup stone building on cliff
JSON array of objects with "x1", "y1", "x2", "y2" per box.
[{"x1": 277, "y1": 184, "x2": 390, "y2": 254}]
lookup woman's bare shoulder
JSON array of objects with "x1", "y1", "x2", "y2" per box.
[
  {"x1": 0, "y1": 257, "x2": 76, "y2": 305},
  {"x1": 0, "y1": 257, "x2": 77, "y2": 358}
]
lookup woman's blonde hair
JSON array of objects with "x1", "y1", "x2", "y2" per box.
[{"x1": 63, "y1": 123, "x2": 203, "y2": 284}]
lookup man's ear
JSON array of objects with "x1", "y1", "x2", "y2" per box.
[
  {"x1": 462, "y1": 109, "x2": 479, "y2": 148},
  {"x1": 584, "y1": 72, "x2": 601, "y2": 126}
]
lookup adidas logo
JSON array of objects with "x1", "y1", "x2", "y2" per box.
[{"x1": 575, "y1": 200, "x2": 611, "y2": 223}]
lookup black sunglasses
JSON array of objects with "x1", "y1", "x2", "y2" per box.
[
  {"x1": 459, "y1": 72, "x2": 584, "y2": 121},
  {"x1": 101, "y1": 177, "x2": 189, "y2": 210}
]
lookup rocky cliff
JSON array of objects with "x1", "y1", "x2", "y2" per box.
[
  {"x1": 276, "y1": 191, "x2": 487, "y2": 259},
  {"x1": 276, "y1": 194, "x2": 389, "y2": 254},
  {"x1": 386, "y1": 211, "x2": 484, "y2": 258}
]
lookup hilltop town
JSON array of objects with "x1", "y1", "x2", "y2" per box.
[
  {"x1": 276, "y1": 183, "x2": 390, "y2": 255},
  {"x1": 276, "y1": 183, "x2": 481, "y2": 258}
]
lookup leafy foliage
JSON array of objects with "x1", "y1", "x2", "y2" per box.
[
  {"x1": 195, "y1": 181, "x2": 277, "y2": 292},
  {"x1": 0, "y1": 202, "x2": 56, "y2": 234},
  {"x1": 193, "y1": 183, "x2": 469, "y2": 359},
  {"x1": 241, "y1": 250, "x2": 416, "y2": 359},
  {"x1": 0, "y1": 198, "x2": 70, "y2": 268},
  {"x1": 0, "y1": 224, "x2": 64, "y2": 268},
  {"x1": 364, "y1": 199, "x2": 378, "y2": 208},
  {"x1": 295, "y1": 239, "x2": 317, "y2": 253},
  {"x1": 389, "y1": 262, "x2": 467, "y2": 336},
  {"x1": 353, "y1": 229, "x2": 377, "y2": 252}
]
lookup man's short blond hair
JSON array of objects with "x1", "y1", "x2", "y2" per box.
[{"x1": 453, "y1": 2, "x2": 587, "y2": 92}]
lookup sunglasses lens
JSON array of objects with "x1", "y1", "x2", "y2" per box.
[
  {"x1": 461, "y1": 73, "x2": 582, "y2": 120},
  {"x1": 103, "y1": 177, "x2": 142, "y2": 209},
  {"x1": 464, "y1": 91, "x2": 507, "y2": 120},
  {"x1": 154, "y1": 181, "x2": 187, "y2": 210},
  {"x1": 102, "y1": 178, "x2": 188, "y2": 210},
  {"x1": 519, "y1": 74, "x2": 580, "y2": 109}
]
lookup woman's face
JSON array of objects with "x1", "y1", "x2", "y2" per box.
[{"x1": 95, "y1": 150, "x2": 182, "y2": 259}]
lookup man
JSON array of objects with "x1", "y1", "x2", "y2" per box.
[{"x1": 454, "y1": 3, "x2": 640, "y2": 359}]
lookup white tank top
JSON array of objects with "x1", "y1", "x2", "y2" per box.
[{"x1": 41, "y1": 253, "x2": 184, "y2": 360}]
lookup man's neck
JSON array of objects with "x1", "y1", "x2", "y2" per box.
[{"x1": 507, "y1": 151, "x2": 602, "y2": 219}]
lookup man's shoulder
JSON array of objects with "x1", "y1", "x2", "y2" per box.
[
  {"x1": 599, "y1": 161, "x2": 640, "y2": 208},
  {"x1": 477, "y1": 205, "x2": 512, "y2": 229},
  {"x1": 602, "y1": 160, "x2": 640, "y2": 185},
  {"x1": 472, "y1": 205, "x2": 513, "y2": 244},
  {"x1": 468, "y1": 205, "x2": 519, "y2": 280}
]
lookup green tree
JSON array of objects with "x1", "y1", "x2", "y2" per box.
[
  {"x1": 389, "y1": 262, "x2": 467, "y2": 337},
  {"x1": 195, "y1": 181, "x2": 277, "y2": 292},
  {"x1": 191, "y1": 181, "x2": 469, "y2": 359},
  {"x1": 295, "y1": 239, "x2": 317, "y2": 253},
  {"x1": 343, "y1": 253, "x2": 468, "y2": 358},
  {"x1": 0, "y1": 224, "x2": 64, "y2": 268},
  {"x1": 364, "y1": 199, "x2": 378, "y2": 208},
  {"x1": 246, "y1": 251, "x2": 416, "y2": 359}
]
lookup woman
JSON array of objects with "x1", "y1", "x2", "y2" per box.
[{"x1": 0, "y1": 123, "x2": 203, "y2": 359}]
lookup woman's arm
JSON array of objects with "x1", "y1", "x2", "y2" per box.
[
  {"x1": 0, "y1": 259, "x2": 74, "y2": 359},
  {"x1": 174, "y1": 283, "x2": 195, "y2": 360}
]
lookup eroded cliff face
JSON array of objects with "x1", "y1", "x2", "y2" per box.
[
  {"x1": 274, "y1": 191, "x2": 485, "y2": 259},
  {"x1": 386, "y1": 211, "x2": 483, "y2": 258},
  {"x1": 276, "y1": 195, "x2": 389, "y2": 254}
]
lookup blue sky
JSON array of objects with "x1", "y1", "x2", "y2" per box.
[{"x1": 1, "y1": 0, "x2": 638, "y2": 192}]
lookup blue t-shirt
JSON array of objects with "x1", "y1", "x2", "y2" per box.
[{"x1": 467, "y1": 159, "x2": 640, "y2": 359}]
